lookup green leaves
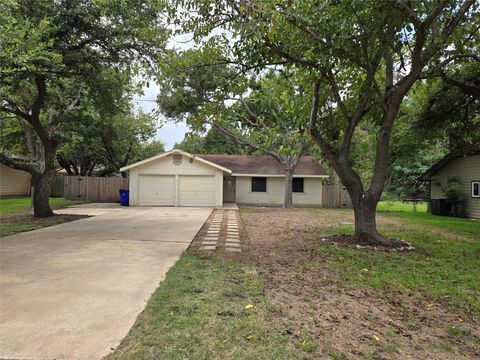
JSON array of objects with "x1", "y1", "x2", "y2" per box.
[
  {"x1": 0, "y1": 3, "x2": 63, "y2": 76},
  {"x1": 1, "y1": 0, "x2": 169, "y2": 179}
]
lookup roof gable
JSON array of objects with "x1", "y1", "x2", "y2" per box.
[{"x1": 119, "y1": 149, "x2": 232, "y2": 173}]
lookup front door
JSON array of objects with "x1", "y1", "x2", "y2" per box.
[{"x1": 223, "y1": 176, "x2": 236, "y2": 202}]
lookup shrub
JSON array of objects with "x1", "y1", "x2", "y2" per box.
[{"x1": 432, "y1": 176, "x2": 467, "y2": 217}]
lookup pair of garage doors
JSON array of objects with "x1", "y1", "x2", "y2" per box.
[{"x1": 138, "y1": 174, "x2": 215, "y2": 206}]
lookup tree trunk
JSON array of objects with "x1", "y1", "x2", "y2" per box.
[
  {"x1": 31, "y1": 171, "x2": 55, "y2": 217},
  {"x1": 56, "y1": 153, "x2": 74, "y2": 175},
  {"x1": 346, "y1": 185, "x2": 401, "y2": 246},
  {"x1": 351, "y1": 194, "x2": 379, "y2": 242},
  {"x1": 87, "y1": 162, "x2": 95, "y2": 176},
  {"x1": 31, "y1": 149, "x2": 58, "y2": 217},
  {"x1": 283, "y1": 169, "x2": 294, "y2": 208}
]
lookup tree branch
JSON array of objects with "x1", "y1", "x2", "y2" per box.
[
  {"x1": 441, "y1": 0, "x2": 475, "y2": 39},
  {"x1": 31, "y1": 75, "x2": 47, "y2": 122},
  {"x1": 0, "y1": 152, "x2": 40, "y2": 175},
  {"x1": 212, "y1": 123, "x2": 283, "y2": 163},
  {"x1": 17, "y1": 118, "x2": 37, "y2": 159},
  {"x1": 308, "y1": 78, "x2": 335, "y2": 162},
  {"x1": 423, "y1": 1, "x2": 450, "y2": 29},
  {"x1": 47, "y1": 86, "x2": 83, "y2": 132},
  {"x1": 386, "y1": 0, "x2": 420, "y2": 27},
  {"x1": 265, "y1": 40, "x2": 318, "y2": 69},
  {"x1": 325, "y1": 69, "x2": 350, "y2": 121},
  {"x1": 1, "y1": 103, "x2": 30, "y2": 121}
]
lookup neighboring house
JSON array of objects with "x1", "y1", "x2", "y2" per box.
[
  {"x1": 120, "y1": 149, "x2": 328, "y2": 207},
  {"x1": 0, "y1": 163, "x2": 31, "y2": 197},
  {"x1": 418, "y1": 152, "x2": 480, "y2": 219}
]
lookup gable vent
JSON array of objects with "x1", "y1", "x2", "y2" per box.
[{"x1": 173, "y1": 154, "x2": 182, "y2": 166}]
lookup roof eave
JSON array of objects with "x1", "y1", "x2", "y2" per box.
[
  {"x1": 417, "y1": 150, "x2": 480, "y2": 182},
  {"x1": 119, "y1": 149, "x2": 232, "y2": 173},
  {"x1": 231, "y1": 173, "x2": 329, "y2": 178}
]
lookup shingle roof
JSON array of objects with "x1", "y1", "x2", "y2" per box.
[{"x1": 197, "y1": 155, "x2": 328, "y2": 176}]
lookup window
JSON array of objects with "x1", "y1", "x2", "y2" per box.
[
  {"x1": 172, "y1": 154, "x2": 182, "y2": 166},
  {"x1": 292, "y1": 177, "x2": 304, "y2": 193},
  {"x1": 472, "y1": 181, "x2": 480, "y2": 198},
  {"x1": 251, "y1": 177, "x2": 266, "y2": 192}
]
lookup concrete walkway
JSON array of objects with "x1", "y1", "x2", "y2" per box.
[{"x1": 0, "y1": 205, "x2": 212, "y2": 360}]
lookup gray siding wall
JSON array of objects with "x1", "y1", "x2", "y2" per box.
[{"x1": 430, "y1": 155, "x2": 480, "y2": 219}]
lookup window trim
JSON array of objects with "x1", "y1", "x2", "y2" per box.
[
  {"x1": 251, "y1": 177, "x2": 267, "y2": 193},
  {"x1": 472, "y1": 181, "x2": 480, "y2": 198},
  {"x1": 292, "y1": 177, "x2": 305, "y2": 193}
]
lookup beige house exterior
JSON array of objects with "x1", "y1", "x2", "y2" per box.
[
  {"x1": 0, "y1": 163, "x2": 31, "y2": 197},
  {"x1": 120, "y1": 149, "x2": 328, "y2": 207},
  {"x1": 234, "y1": 176, "x2": 323, "y2": 206},
  {"x1": 121, "y1": 150, "x2": 227, "y2": 207},
  {"x1": 419, "y1": 153, "x2": 480, "y2": 219}
]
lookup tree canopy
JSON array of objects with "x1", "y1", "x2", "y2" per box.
[
  {"x1": 157, "y1": 47, "x2": 313, "y2": 207},
  {"x1": 175, "y1": 127, "x2": 248, "y2": 155},
  {"x1": 165, "y1": 0, "x2": 478, "y2": 244},
  {"x1": 0, "y1": 0, "x2": 167, "y2": 216}
]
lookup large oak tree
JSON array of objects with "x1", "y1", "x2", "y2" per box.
[
  {"x1": 0, "y1": 0, "x2": 166, "y2": 216},
  {"x1": 171, "y1": 0, "x2": 478, "y2": 245}
]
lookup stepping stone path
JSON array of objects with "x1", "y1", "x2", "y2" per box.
[
  {"x1": 199, "y1": 209, "x2": 242, "y2": 252},
  {"x1": 199, "y1": 210, "x2": 223, "y2": 251},
  {"x1": 225, "y1": 210, "x2": 241, "y2": 252}
]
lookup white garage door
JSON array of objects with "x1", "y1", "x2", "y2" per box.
[
  {"x1": 179, "y1": 175, "x2": 215, "y2": 206},
  {"x1": 138, "y1": 175, "x2": 175, "y2": 206}
]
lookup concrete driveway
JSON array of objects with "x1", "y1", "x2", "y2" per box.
[{"x1": 0, "y1": 204, "x2": 212, "y2": 360}]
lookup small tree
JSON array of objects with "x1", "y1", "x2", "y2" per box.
[
  {"x1": 211, "y1": 72, "x2": 311, "y2": 208},
  {"x1": 158, "y1": 53, "x2": 310, "y2": 207}
]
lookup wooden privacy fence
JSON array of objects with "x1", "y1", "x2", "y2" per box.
[
  {"x1": 63, "y1": 176, "x2": 129, "y2": 202},
  {"x1": 322, "y1": 185, "x2": 352, "y2": 208}
]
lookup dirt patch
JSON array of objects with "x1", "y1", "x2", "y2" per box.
[
  {"x1": 239, "y1": 208, "x2": 480, "y2": 359},
  {"x1": 322, "y1": 234, "x2": 415, "y2": 252}
]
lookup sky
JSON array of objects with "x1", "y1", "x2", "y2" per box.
[
  {"x1": 133, "y1": 83, "x2": 189, "y2": 151},
  {"x1": 132, "y1": 30, "x2": 200, "y2": 151},
  {"x1": 133, "y1": 26, "x2": 232, "y2": 150}
]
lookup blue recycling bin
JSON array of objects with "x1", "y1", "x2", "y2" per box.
[{"x1": 119, "y1": 189, "x2": 129, "y2": 206}]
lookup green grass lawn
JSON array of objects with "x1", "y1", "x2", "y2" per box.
[
  {"x1": 377, "y1": 200, "x2": 427, "y2": 213},
  {"x1": 377, "y1": 200, "x2": 478, "y2": 238},
  {"x1": 106, "y1": 253, "x2": 296, "y2": 360},
  {"x1": 0, "y1": 197, "x2": 84, "y2": 237},
  {"x1": 0, "y1": 197, "x2": 81, "y2": 216}
]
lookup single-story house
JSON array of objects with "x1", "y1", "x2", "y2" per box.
[
  {"x1": 0, "y1": 163, "x2": 31, "y2": 197},
  {"x1": 418, "y1": 152, "x2": 480, "y2": 219},
  {"x1": 120, "y1": 149, "x2": 328, "y2": 207}
]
